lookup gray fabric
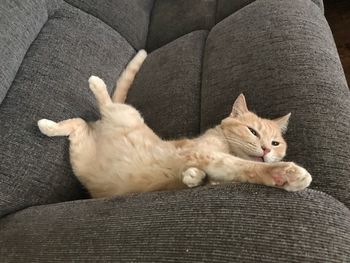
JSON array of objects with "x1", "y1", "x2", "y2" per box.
[
  {"x1": 216, "y1": 0, "x2": 324, "y2": 23},
  {"x1": 201, "y1": 0, "x2": 350, "y2": 206},
  {"x1": 63, "y1": 0, "x2": 154, "y2": 49},
  {"x1": 216, "y1": 0, "x2": 257, "y2": 22},
  {"x1": 312, "y1": 0, "x2": 324, "y2": 11},
  {"x1": 0, "y1": 1, "x2": 135, "y2": 217},
  {"x1": 146, "y1": 0, "x2": 216, "y2": 51},
  {"x1": 0, "y1": 0, "x2": 50, "y2": 105},
  {"x1": 128, "y1": 31, "x2": 208, "y2": 139},
  {"x1": 147, "y1": 0, "x2": 324, "y2": 52},
  {"x1": 1, "y1": 184, "x2": 350, "y2": 262}
]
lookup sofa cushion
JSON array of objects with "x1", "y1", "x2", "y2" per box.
[
  {"x1": 215, "y1": 0, "x2": 257, "y2": 22},
  {"x1": 147, "y1": 0, "x2": 215, "y2": 51},
  {"x1": 128, "y1": 30, "x2": 208, "y2": 139},
  {"x1": 201, "y1": 0, "x2": 350, "y2": 206},
  {"x1": 63, "y1": 0, "x2": 154, "y2": 49},
  {"x1": 0, "y1": 1, "x2": 135, "y2": 217},
  {"x1": 1, "y1": 184, "x2": 350, "y2": 261},
  {"x1": 147, "y1": 0, "x2": 324, "y2": 52},
  {"x1": 216, "y1": 0, "x2": 324, "y2": 22}
]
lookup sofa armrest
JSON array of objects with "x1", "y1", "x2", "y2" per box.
[
  {"x1": 1, "y1": 184, "x2": 350, "y2": 262},
  {"x1": 201, "y1": 0, "x2": 350, "y2": 206}
]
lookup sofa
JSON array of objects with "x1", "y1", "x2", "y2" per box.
[{"x1": 1, "y1": 0, "x2": 350, "y2": 261}]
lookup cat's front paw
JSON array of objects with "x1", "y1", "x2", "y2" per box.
[
  {"x1": 182, "y1": 167, "x2": 206, "y2": 188},
  {"x1": 38, "y1": 119, "x2": 58, "y2": 137},
  {"x1": 271, "y1": 162, "x2": 312, "y2": 192}
]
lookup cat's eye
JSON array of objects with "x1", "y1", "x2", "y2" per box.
[
  {"x1": 272, "y1": 141, "x2": 280, "y2": 146},
  {"x1": 248, "y1": 127, "x2": 259, "y2": 137}
]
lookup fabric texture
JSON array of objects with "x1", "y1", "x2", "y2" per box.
[
  {"x1": 1, "y1": 184, "x2": 350, "y2": 262},
  {"x1": 216, "y1": 0, "x2": 324, "y2": 22},
  {"x1": 147, "y1": 0, "x2": 216, "y2": 51},
  {"x1": 310, "y1": 0, "x2": 324, "y2": 11},
  {"x1": 128, "y1": 30, "x2": 208, "y2": 139},
  {"x1": 215, "y1": 0, "x2": 257, "y2": 22},
  {"x1": 147, "y1": 0, "x2": 324, "y2": 52},
  {"x1": 201, "y1": 0, "x2": 350, "y2": 206},
  {"x1": 63, "y1": 0, "x2": 154, "y2": 49},
  {"x1": 0, "y1": 1, "x2": 135, "y2": 217},
  {"x1": 0, "y1": 0, "x2": 50, "y2": 104}
]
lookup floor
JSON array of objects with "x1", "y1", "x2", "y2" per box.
[{"x1": 324, "y1": 0, "x2": 350, "y2": 85}]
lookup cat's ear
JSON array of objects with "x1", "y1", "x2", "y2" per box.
[
  {"x1": 230, "y1": 93, "x2": 249, "y2": 117},
  {"x1": 273, "y1": 113, "x2": 291, "y2": 134}
]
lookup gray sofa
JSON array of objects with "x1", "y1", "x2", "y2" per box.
[{"x1": 1, "y1": 0, "x2": 350, "y2": 261}]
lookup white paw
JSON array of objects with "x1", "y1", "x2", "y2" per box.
[
  {"x1": 272, "y1": 162, "x2": 312, "y2": 192},
  {"x1": 88, "y1": 75, "x2": 106, "y2": 92},
  {"x1": 38, "y1": 119, "x2": 58, "y2": 136},
  {"x1": 182, "y1": 167, "x2": 206, "y2": 188}
]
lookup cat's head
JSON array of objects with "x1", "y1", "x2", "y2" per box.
[{"x1": 220, "y1": 94, "x2": 290, "y2": 163}]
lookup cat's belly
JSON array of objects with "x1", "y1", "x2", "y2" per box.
[{"x1": 70, "y1": 127, "x2": 185, "y2": 197}]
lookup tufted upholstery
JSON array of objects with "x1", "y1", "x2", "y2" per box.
[{"x1": 1, "y1": 0, "x2": 350, "y2": 261}]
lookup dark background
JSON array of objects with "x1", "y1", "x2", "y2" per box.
[{"x1": 325, "y1": 0, "x2": 350, "y2": 85}]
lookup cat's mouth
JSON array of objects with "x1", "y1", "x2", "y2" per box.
[{"x1": 250, "y1": 156, "x2": 265, "y2": 162}]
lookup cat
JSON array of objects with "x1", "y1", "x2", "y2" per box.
[{"x1": 38, "y1": 50, "x2": 312, "y2": 198}]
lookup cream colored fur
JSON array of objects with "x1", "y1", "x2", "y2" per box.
[{"x1": 38, "y1": 50, "x2": 312, "y2": 198}]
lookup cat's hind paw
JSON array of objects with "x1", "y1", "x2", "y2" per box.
[
  {"x1": 88, "y1": 75, "x2": 106, "y2": 92},
  {"x1": 38, "y1": 119, "x2": 58, "y2": 137},
  {"x1": 182, "y1": 167, "x2": 206, "y2": 188},
  {"x1": 271, "y1": 162, "x2": 312, "y2": 192}
]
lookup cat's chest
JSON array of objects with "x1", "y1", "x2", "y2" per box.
[
  {"x1": 201, "y1": 137, "x2": 229, "y2": 152},
  {"x1": 184, "y1": 135, "x2": 230, "y2": 154}
]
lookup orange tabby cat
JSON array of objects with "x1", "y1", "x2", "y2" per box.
[{"x1": 38, "y1": 50, "x2": 312, "y2": 198}]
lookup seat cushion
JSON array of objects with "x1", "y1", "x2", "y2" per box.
[
  {"x1": 63, "y1": 0, "x2": 154, "y2": 49},
  {"x1": 201, "y1": 0, "x2": 350, "y2": 206},
  {"x1": 0, "y1": 1, "x2": 135, "y2": 217},
  {"x1": 128, "y1": 30, "x2": 208, "y2": 139},
  {"x1": 1, "y1": 184, "x2": 350, "y2": 261}
]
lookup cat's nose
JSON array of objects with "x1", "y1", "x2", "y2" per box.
[{"x1": 262, "y1": 146, "x2": 271, "y2": 156}]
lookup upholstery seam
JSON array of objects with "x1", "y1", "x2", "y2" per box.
[
  {"x1": 308, "y1": 0, "x2": 325, "y2": 14},
  {"x1": 62, "y1": 0, "x2": 137, "y2": 51},
  {"x1": 213, "y1": 0, "x2": 219, "y2": 24},
  {"x1": 1, "y1": 10, "x2": 50, "y2": 104},
  {"x1": 149, "y1": 30, "x2": 210, "y2": 53},
  {"x1": 145, "y1": 0, "x2": 157, "y2": 51},
  {"x1": 198, "y1": 31, "x2": 210, "y2": 134}
]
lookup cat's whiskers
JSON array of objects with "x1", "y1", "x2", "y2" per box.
[{"x1": 225, "y1": 136, "x2": 259, "y2": 155}]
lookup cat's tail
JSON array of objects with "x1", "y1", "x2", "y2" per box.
[{"x1": 112, "y1": 49, "x2": 147, "y2": 103}]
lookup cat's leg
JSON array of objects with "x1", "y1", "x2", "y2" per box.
[
  {"x1": 38, "y1": 77, "x2": 105, "y2": 137},
  {"x1": 38, "y1": 118, "x2": 88, "y2": 137},
  {"x1": 88, "y1": 76, "x2": 113, "y2": 108},
  {"x1": 185, "y1": 152, "x2": 312, "y2": 191},
  {"x1": 112, "y1": 49, "x2": 147, "y2": 103}
]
